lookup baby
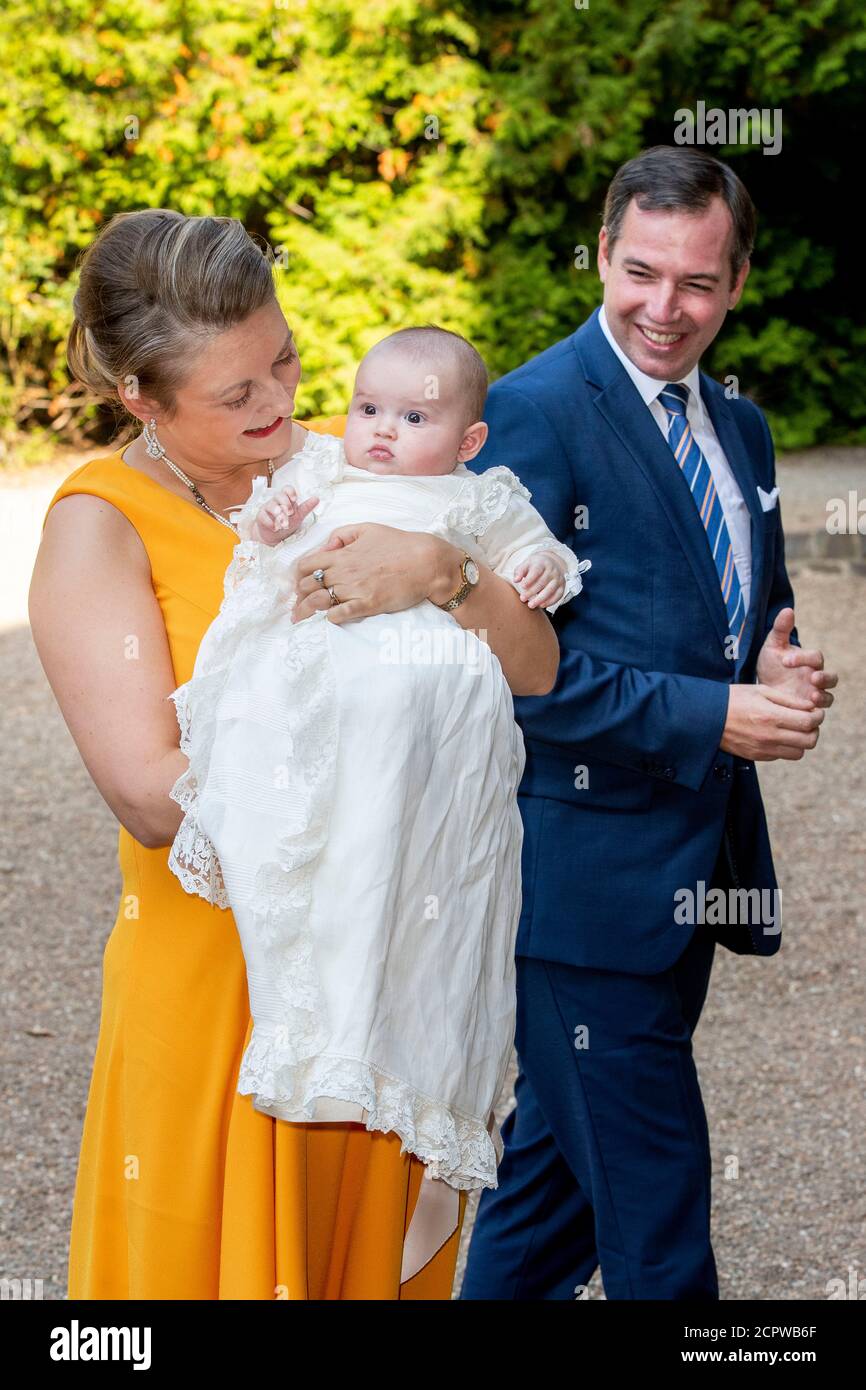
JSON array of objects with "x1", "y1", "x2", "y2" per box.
[
  {"x1": 245, "y1": 329, "x2": 572, "y2": 613},
  {"x1": 167, "y1": 325, "x2": 590, "y2": 1243}
]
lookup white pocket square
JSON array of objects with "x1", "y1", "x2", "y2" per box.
[{"x1": 757, "y1": 485, "x2": 779, "y2": 512}]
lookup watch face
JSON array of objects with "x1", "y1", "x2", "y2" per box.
[{"x1": 464, "y1": 558, "x2": 480, "y2": 585}]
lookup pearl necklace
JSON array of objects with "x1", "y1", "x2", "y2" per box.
[{"x1": 142, "y1": 418, "x2": 274, "y2": 534}]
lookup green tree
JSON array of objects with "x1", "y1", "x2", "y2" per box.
[{"x1": 1, "y1": 0, "x2": 864, "y2": 460}]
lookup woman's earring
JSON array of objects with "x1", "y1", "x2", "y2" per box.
[{"x1": 144, "y1": 418, "x2": 163, "y2": 459}]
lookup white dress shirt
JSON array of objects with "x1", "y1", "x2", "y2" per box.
[{"x1": 598, "y1": 304, "x2": 751, "y2": 613}]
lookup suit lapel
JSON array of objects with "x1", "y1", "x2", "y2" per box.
[
  {"x1": 574, "y1": 311, "x2": 766, "y2": 666},
  {"x1": 576, "y1": 315, "x2": 729, "y2": 649}
]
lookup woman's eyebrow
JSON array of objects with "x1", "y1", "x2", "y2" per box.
[{"x1": 213, "y1": 331, "x2": 295, "y2": 398}]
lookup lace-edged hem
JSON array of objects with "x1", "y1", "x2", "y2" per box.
[
  {"x1": 166, "y1": 681, "x2": 231, "y2": 909},
  {"x1": 238, "y1": 1043, "x2": 504, "y2": 1190}
]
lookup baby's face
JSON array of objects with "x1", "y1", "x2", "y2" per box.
[{"x1": 343, "y1": 348, "x2": 471, "y2": 476}]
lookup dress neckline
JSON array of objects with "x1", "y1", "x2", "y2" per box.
[{"x1": 113, "y1": 426, "x2": 312, "y2": 532}]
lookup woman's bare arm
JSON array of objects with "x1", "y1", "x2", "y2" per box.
[
  {"x1": 29, "y1": 495, "x2": 187, "y2": 850},
  {"x1": 291, "y1": 525, "x2": 560, "y2": 695},
  {"x1": 426, "y1": 543, "x2": 560, "y2": 696}
]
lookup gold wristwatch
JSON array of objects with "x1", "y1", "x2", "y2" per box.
[{"x1": 436, "y1": 553, "x2": 480, "y2": 611}]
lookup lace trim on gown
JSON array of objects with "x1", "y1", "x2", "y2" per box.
[
  {"x1": 243, "y1": 1049, "x2": 504, "y2": 1189},
  {"x1": 226, "y1": 427, "x2": 346, "y2": 543},
  {"x1": 531, "y1": 548, "x2": 591, "y2": 614},
  {"x1": 166, "y1": 678, "x2": 231, "y2": 908},
  {"x1": 166, "y1": 534, "x2": 289, "y2": 908},
  {"x1": 430, "y1": 464, "x2": 533, "y2": 537},
  {"x1": 429, "y1": 464, "x2": 592, "y2": 615}
]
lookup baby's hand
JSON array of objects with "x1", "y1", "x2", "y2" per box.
[
  {"x1": 514, "y1": 550, "x2": 567, "y2": 610},
  {"x1": 250, "y1": 487, "x2": 319, "y2": 546}
]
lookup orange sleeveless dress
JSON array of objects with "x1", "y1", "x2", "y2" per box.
[{"x1": 43, "y1": 416, "x2": 467, "y2": 1300}]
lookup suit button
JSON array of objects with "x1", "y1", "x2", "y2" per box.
[
  {"x1": 662, "y1": 767, "x2": 675, "y2": 779},
  {"x1": 713, "y1": 764, "x2": 732, "y2": 781}
]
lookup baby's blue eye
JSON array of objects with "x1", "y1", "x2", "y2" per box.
[
  {"x1": 362, "y1": 404, "x2": 376, "y2": 415},
  {"x1": 406, "y1": 411, "x2": 423, "y2": 424}
]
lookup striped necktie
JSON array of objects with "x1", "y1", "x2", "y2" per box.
[{"x1": 659, "y1": 382, "x2": 745, "y2": 641}]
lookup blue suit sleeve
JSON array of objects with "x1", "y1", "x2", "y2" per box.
[
  {"x1": 476, "y1": 384, "x2": 730, "y2": 793},
  {"x1": 513, "y1": 655, "x2": 730, "y2": 792}
]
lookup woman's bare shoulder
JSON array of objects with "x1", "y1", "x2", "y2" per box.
[
  {"x1": 30, "y1": 491, "x2": 156, "y2": 647},
  {"x1": 39, "y1": 489, "x2": 152, "y2": 579},
  {"x1": 29, "y1": 487, "x2": 183, "y2": 850}
]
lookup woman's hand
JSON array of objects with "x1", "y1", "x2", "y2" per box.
[
  {"x1": 291, "y1": 523, "x2": 560, "y2": 696},
  {"x1": 291, "y1": 523, "x2": 443, "y2": 625}
]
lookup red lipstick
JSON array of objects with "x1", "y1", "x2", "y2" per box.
[{"x1": 244, "y1": 416, "x2": 284, "y2": 438}]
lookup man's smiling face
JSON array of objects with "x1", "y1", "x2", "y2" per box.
[{"x1": 598, "y1": 195, "x2": 750, "y2": 381}]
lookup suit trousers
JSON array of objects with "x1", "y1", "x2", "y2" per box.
[{"x1": 459, "y1": 919, "x2": 718, "y2": 1300}]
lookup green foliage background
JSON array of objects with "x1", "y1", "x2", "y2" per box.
[{"x1": 2, "y1": 0, "x2": 864, "y2": 462}]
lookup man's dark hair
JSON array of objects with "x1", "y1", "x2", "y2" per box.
[{"x1": 602, "y1": 145, "x2": 757, "y2": 285}]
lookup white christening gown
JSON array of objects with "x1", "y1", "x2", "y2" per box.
[{"x1": 166, "y1": 428, "x2": 589, "y2": 1210}]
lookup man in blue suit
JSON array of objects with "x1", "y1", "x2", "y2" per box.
[{"x1": 460, "y1": 146, "x2": 837, "y2": 1300}]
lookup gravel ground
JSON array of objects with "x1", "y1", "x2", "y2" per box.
[{"x1": 1, "y1": 450, "x2": 863, "y2": 1301}]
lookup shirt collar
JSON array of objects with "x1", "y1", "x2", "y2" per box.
[{"x1": 598, "y1": 303, "x2": 705, "y2": 424}]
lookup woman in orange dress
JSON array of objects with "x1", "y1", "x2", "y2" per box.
[{"x1": 28, "y1": 209, "x2": 558, "y2": 1300}]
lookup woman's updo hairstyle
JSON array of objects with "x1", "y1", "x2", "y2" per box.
[{"x1": 67, "y1": 209, "x2": 278, "y2": 443}]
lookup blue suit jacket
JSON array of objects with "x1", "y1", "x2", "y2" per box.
[{"x1": 468, "y1": 308, "x2": 797, "y2": 972}]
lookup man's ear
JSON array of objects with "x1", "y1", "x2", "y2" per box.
[
  {"x1": 728, "y1": 257, "x2": 750, "y2": 309},
  {"x1": 457, "y1": 420, "x2": 489, "y2": 462},
  {"x1": 598, "y1": 225, "x2": 610, "y2": 282}
]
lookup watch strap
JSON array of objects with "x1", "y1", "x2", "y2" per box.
[{"x1": 436, "y1": 553, "x2": 475, "y2": 611}]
